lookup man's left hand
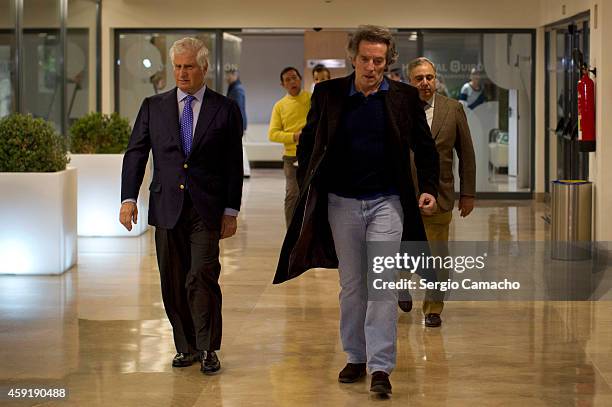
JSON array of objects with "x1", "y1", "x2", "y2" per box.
[
  {"x1": 419, "y1": 193, "x2": 437, "y2": 216},
  {"x1": 220, "y1": 215, "x2": 238, "y2": 239},
  {"x1": 458, "y1": 196, "x2": 475, "y2": 217}
]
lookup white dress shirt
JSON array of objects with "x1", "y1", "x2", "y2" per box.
[{"x1": 424, "y1": 94, "x2": 435, "y2": 130}]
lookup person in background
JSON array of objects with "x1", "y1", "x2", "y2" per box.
[
  {"x1": 406, "y1": 56, "x2": 476, "y2": 327},
  {"x1": 458, "y1": 67, "x2": 486, "y2": 109},
  {"x1": 225, "y1": 65, "x2": 251, "y2": 177},
  {"x1": 268, "y1": 67, "x2": 311, "y2": 227},
  {"x1": 386, "y1": 66, "x2": 404, "y2": 82},
  {"x1": 312, "y1": 64, "x2": 331, "y2": 84},
  {"x1": 225, "y1": 65, "x2": 247, "y2": 132}
]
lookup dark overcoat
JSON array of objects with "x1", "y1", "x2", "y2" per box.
[{"x1": 273, "y1": 75, "x2": 439, "y2": 284}]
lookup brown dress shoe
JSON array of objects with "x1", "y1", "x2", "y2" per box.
[
  {"x1": 338, "y1": 363, "x2": 366, "y2": 383},
  {"x1": 424, "y1": 313, "x2": 442, "y2": 327},
  {"x1": 370, "y1": 371, "x2": 392, "y2": 394}
]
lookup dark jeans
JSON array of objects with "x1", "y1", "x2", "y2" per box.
[{"x1": 155, "y1": 194, "x2": 222, "y2": 353}]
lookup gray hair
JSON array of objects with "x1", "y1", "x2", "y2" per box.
[
  {"x1": 406, "y1": 57, "x2": 437, "y2": 79},
  {"x1": 169, "y1": 37, "x2": 209, "y2": 70},
  {"x1": 347, "y1": 25, "x2": 398, "y2": 68}
]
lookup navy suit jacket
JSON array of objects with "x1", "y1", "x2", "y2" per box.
[{"x1": 121, "y1": 87, "x2": 244, "y2": 231}]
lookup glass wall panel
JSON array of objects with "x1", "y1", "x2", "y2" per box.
[
  {"x1": 422, "y1": 32, "x2": 533, "y2": 193},
  {"x1": 67, "y1": 0, "x2": 97, "y2": 125},
  {"x1": 393, "y1": 31, "x2": 419, "y2": 83},
  {"x1": 0, "y1": 0, "x2": 16, "y2": 119},
  {"x1": 116, "y1": 31, "x2": 216, "y2": 124},
  {"x1": 234, "y1": 33, "x2": 303, "y2": 126},
  {"x1": 220, "y1": 32, "x2": 304, "y2": 149},
  {"x1": 23, "y1": 0, "x2": 63, "y2": 131}
]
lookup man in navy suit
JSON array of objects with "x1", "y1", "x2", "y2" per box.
[{"x1": 119, "y1": 37, "x2": 243, "y2": 375}]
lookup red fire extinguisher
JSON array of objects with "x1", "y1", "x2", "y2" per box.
[{"x1": 577, "y1": 66, "x2": 596, "y2": 152}]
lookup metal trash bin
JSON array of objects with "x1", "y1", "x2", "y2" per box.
[{"x1": 551, "y1": 180, "x2": 592, "y2": 260}]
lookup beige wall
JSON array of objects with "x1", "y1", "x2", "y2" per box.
[
  {"x1": 103, "y1": 0, "x2": 542, "y2": 29},
  {"x1": 23, "y1": 0, "x2": 60, "y2": 28},
  {"x1": 539, "y1": 0, "x2": 591, "y2": 24},
  {"x1": 303, "y1": 31, "x2": 349, "y2": 91}
]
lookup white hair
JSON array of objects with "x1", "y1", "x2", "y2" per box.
[
  {"x1": 169, "y1": 37, "x2": 209, "y2": 70},
  {"x1": 406, "y1": 57, "x2": 437, "y2": 79}
]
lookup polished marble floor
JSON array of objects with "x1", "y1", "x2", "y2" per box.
[{"x1": 1, "y1": 170, "x2": 611, "y2": 406}]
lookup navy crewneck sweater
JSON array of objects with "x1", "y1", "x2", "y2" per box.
[{"x1": 324, "y1": 80, "x2": 397, "y2": 198}]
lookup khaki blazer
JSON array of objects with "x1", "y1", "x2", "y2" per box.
[{"x1": 413, "y1": 94, "x2": 476, "y2": 212}]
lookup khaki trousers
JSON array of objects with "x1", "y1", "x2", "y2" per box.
[{"x1": 422, "y1": 210, "x2": 452, "y2": 315}]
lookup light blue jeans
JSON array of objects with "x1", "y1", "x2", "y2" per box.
[{"x1": 327, "y1": 192, "x2": 403, "y2": 374}]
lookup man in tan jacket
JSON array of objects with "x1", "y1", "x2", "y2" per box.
[{"x1": 406, "y1": 57, "x2": 476, "y2": 327}]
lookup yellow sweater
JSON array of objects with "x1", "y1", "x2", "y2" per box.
[{"x1": 268, "y1": 90, "x2": 311, "y2": 157}]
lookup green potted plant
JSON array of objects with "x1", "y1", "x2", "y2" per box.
[
  {"x1": 69, "y1": 112, "x2": 151, "y2": 237},
  {"x1": 0, "y1": 113, "x2": 77, "y2": 275},
  {"x1": 70, "y1": 112, "x2": 130, "y2": 154}
]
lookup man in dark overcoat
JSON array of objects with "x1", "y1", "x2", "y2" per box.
[{"x1": 273, "y1": 25, "x2": 440, "y2": 396}]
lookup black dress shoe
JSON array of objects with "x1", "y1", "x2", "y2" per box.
[
  {"x1": 370, "y1": 371, "x2": 392, "y2": 394},
  {"x1": 338, "y1": 363, "x2": 366, "y2": 383},
  {"x1": 201, "y1": 351, "x2": 221, "y2": 374},
  {"x1": 172, "y1": 352, "x2": 199, "y2": 367},
  {"x1": 398, "y1": 291, "x2": 412, "y2": 312},
  {"x1": 424, "y1": 313, "x2": 442, "y2": 327},
  {"x1": 398, "y1": 300, "x2": 413, "y2": 312}
]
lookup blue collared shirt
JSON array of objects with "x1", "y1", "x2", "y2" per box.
[{"x1": 349, "y1": 77, "x2": 389, "y2": 97}]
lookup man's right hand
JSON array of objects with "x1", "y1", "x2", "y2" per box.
[
  {"x1": 418, "y1": 193, "x2": 437, "y2": 216},
  {"x1": 119, "y1": 202, "x2": 138, "y2": 231},
  {"x1": 293, "y1": 130, "x2": 301, "y2": 143}
]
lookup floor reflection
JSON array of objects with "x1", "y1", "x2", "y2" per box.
[{"x1": 1, "y1": 170, "x2": 611, "y2": 406}]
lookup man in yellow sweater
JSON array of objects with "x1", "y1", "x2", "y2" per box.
[{"x1": 268, "y1": 67, "x2": 311, "y2": 227}]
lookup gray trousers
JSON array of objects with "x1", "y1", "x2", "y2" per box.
[
  {"x1": 283, "y1": 155, "x2": 299, "y2": 228},
  {"x1": 327, "y1": 193, "x2": 403, "y2": 374},
  {"x1": 155, "y1": 195, "x2": 222, "y2": 353}
]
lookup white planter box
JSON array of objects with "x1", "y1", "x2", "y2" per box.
[
  {"x1": 0, "y1": 168, "x2": 77, "y2": 275},
  {"x1": 70, "y1": 154, "x2": 151, "y2": 237}
]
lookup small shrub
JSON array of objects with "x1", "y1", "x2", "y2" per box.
[
  {"x1": 0, "y1": 114, "x2": 68, "y2": 172},
  {"x1": 69, "y1": 112, "x2": 131, "y2": 154}
]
